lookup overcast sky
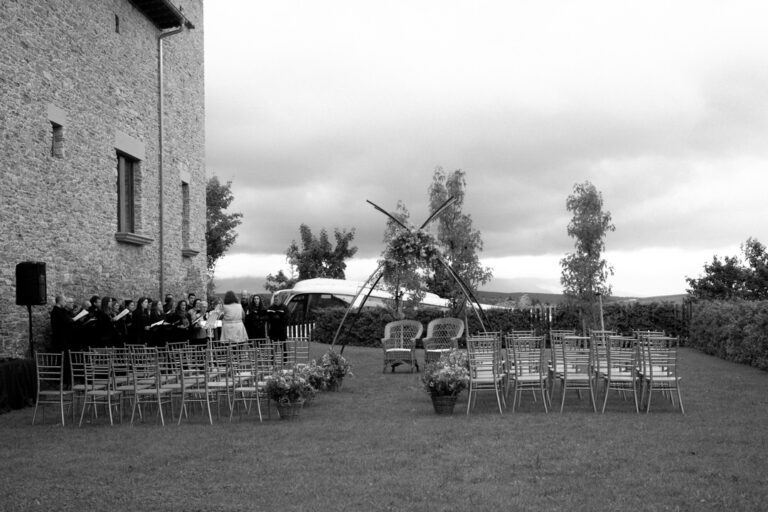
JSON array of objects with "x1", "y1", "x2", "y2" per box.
[{"x1": 203, "y1": 1, "x2": 768, "y2": 297}]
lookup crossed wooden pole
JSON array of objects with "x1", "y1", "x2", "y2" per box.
[{"x1": 331, "y1": 197, "x2": 492, "y2": 351}]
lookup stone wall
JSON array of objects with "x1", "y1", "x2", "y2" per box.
[{"x1": 0, "y1": 0, "x2": 207, "y2": 356}]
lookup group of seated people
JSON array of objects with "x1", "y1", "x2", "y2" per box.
[{"x1": 49, "y1": 290, "x2": 286, "y2": 353}]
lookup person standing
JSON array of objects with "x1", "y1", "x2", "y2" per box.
[
  {"x1": 50, "y1": 296, "x2": 74, "y2": 352},
  {"x1": 163, "y1": 293, "x2": 175, "y2": 315},
  {"x1": 220, "y1": 290, "x2": 248, "y2": 343},
  {"x1": 94, "y1": 297, "x2": 116, "y2": 347},
  {"x1": 167, "y1": 300, "x2": 191, "y2": 343},
  {"x1": 50, "y1": 295, "x2": 75, "y2": 387},
  {"x1": 149, "y1": 300, "x2": 168, "y2": 346},
  {"x1": 188, "y1": 299, "x2": 209, "y2": 345},
  {"x1": 244, "y1": 295, "x2": 268, "y2": 339},
  {"x1": 131, "y1": 297, "x2": 151, "y2": 344}
]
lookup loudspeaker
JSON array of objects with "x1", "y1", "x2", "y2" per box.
[{"x1": 16, "y1": 261, "x2": 47, "y2": 306}]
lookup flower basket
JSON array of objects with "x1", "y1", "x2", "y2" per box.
[
  {"x1": 421, "y1": 349, "x2": 469, "y2": 407},
  {"x1": 318, "y1": 350, "x2": 353, "y2": 391},
  {"x1": 431, "y1": 394, "x2": 458, "y2": 415},
  {"x1": 275, "y1": 399, "x2": 304, "y2": 420},
  {"x1": 327, "y1": 378, "x2": 343, "y2": 392}
]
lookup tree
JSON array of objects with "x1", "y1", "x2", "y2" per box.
[
  {"x1": 426, "y1": 168, "x2": 493, "y2": 314},
  {"x1": 266, "y1": 224, "x2": 358, "y2": 291},
  {"x1": 560, "y1": 181, "x2": 615, "y2": 330},
  {"x1": 686, "y1": 237, "x2": 768, "y2": 300},
  {"x1": 264, "y1": 270, "x2": 297, "y2": 293},
  {"x1": 206, "y1": 176, "x2": 243, "y2": 272}
]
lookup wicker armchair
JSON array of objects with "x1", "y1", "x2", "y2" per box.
[
  {"x1": 381, "y1": 320, "x2": 423, "y2": 373},
  {"x1": 422, "y1": 317, "x2": 464, "y2": 365}
]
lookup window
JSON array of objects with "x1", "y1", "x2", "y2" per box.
[
  {"x1": 50, "y1": 122, "x2": 64, "y2": 158},
  {"x1": 117, "y1": 153, "x2": 137, "y2": 233},
  {"x1": 181, "y1": 181, "x2": 190, "y2": 247}
]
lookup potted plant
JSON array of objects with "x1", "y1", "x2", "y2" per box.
[
  {"x1": 295, "y1": 362, "x2": 324, "y2": 405},
  {"x1": 421, "y1": 349, "x2": 470, "y2": 414},
  {"x1": 264, "y1": 367, "x2": 315, "y2": 420},
  {"x1": 318, "y1": 350, "x2": 353, "y2": 391}
]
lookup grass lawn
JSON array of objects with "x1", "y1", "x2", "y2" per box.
[{"x1": 2, "y1": 343, "x2": 767, "y2": 511}]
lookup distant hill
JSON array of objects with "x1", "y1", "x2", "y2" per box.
[
  {"x1": 475, "y1": 291, "x2": 688, "y2": 306},
  {"x1": 213, "y1": 277, "x2": 688, "y2": 305}
]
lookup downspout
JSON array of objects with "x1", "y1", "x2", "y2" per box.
[{"x1": 157, "y1": 23, "x2": 187, "y2": 298}]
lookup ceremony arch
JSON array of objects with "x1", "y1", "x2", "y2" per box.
[{"x1": 331, "y1": 197, "x2": 492, "y2": 350}]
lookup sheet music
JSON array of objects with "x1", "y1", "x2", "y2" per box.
[{"x1": 114, "y1": 308, "x2": 130, "y2": 321}]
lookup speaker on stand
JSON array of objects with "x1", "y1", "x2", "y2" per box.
[{"x1": 16, "y1": 262, "x2": 47, "y2": 358}]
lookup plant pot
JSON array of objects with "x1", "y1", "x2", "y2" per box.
[
  {"x1": 431, "y1": 394, "x2": 458, "y2": 415},
  {"x1": 275, "y1": 399, "x2": 304, "y2": 420},
  {"x1": 327, "y1": 378, "x2": 343, "y2": 392}
]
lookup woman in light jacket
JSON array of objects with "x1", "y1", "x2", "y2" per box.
[{"x1": 220, "y1": 290, "x2": 248, "y2": 342}]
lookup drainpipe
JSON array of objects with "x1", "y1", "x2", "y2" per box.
[{"x1": 157, "y1": 22, "x2": 189, "y2": 299}]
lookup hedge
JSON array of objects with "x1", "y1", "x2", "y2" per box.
[
  {"x1": 310, "y1": 301, "x2": 689, "y2": 348},
  {"x1": 688, "y1": 300, "x2": 768, "y2": 371}
]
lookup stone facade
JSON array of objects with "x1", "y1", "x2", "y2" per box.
[{"x1": 0, "y1": 0, "x2": 206, "y2": 357}]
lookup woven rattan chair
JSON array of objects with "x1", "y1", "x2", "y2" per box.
[
  {"x1": 381, "y1": 320, "x2": 423, "y2": 373},
  {"x1": 422, "y1": 317, "x2": 464, "y2": 365}
]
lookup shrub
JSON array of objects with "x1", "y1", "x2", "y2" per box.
[{"x1": 688, "y1": 300, "x2": 768, "y2": 371}]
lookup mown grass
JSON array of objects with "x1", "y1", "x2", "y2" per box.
[{"x1": 2, "y1": 343, "x2": 767, "y2": 511}]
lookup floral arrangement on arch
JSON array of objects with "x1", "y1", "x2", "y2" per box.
[
  {"x1": 264, "y1": 367, "x2": 316, "y2": 404},
  {"x1": 319, "y1": 350, "x2": 353, "y2": 388},
  {"x1": 381, "y1": 228, "x2": 441, "y2": 274},
  {"x1": 380, "y1": 228, "x2": 442, "y2": 314},
  {"x1": 421, "y1": 349, "x2": 470, "y2": 397}
]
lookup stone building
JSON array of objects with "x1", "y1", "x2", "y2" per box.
[{"x1": 0, "y1": 0, "x2": 206, "y2": 357}]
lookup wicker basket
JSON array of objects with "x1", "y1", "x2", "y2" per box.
[
  {"x1": 275, "y1": 399, "x2": 304, "y2": 420},
  {"x1": 430, "y1": 394, "x2": 458, "y2": 415},
  {"x1": 326, "y1": 378, "x2": 343, "y2": 392}
]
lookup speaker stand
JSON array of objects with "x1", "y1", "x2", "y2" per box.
[{"x1": 26, "y1": 304, "x2": 34, "y2": 359}]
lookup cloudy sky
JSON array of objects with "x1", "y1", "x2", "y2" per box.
[{"x1": 203, "y1": 0, "x2": 768, "y2": 297}]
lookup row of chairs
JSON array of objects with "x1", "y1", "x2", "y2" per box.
[
  {"x1": 32, "y1": 338, "x2": 310, "y2": 427},
  {"x1": 464, "y1": 330, "x2": 684, "y2": 415}
]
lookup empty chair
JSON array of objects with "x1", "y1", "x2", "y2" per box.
[
  {"x1": 177, "y1": 345, "x2": 215, "y2": 424},
  {"x1": 599, "y1": 336, "x2": 639, "y2": 413},
  {"x1": 422, "y1": 317, "x2": 464, "y2": 365},
  {"x1": 229, "y1": 346, "x2": 263, "y2": 422},
  {"x1": 505, "y1": 336, "x2": 549, "y2": 413},
  {"x1": 79, "y1": 351, "x2": 122, "y2": 426},
  {"x1": 558, "y1": 339, "x2": 596, "y2": 413},
  {"x1": 508, "y1": 329, "x2": 535, "y2": 339},
  {"x1": 640, "y1": 336, "x2": 684, "y2": 414},
  {"x1": 32, "y1": 352, "x2": 74, "y2": 426},
  {"x1": 381, "y1": 320, "x2": 423, "y2": 373},
  {"x1": 284, "y1": 337, "x2": 311, "y2": 367},
  {"x1": 129, "y1": 348, "x2": 174, "y2": 425},
  {"x1": 466, "y1": 334, "x2": 505, "y2": 414}
]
